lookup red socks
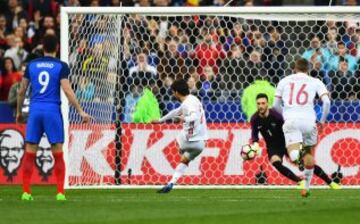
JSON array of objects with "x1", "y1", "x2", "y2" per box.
[
  {"x1": 53, "y1": 152, "x2": 66, "y2": 194},
  {"x1": 22, "y1": 151, "x2": 36, "y2": 194}
]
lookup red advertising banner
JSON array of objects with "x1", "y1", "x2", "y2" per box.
[
  {"x1": 1, "y1": 123, "x2": 360, "y2": 186},
  {"x1": 0, "y1": 124, "x2": 57, "y2": 184}
]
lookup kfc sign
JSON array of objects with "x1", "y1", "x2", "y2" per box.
[
  {"x1": 67, "y1": 123, "x2": 360, "y2": 186},
  {"x1": 1, "y1": 123, "x2": 359, "y2": 185}
]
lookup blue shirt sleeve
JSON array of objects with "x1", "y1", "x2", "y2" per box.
[
  {"x1": 60, "y1": 62, "x2": 70, "y2": 80},
  {"x1": 24, "y1": 64, "x2": 30, "y2": 80}
]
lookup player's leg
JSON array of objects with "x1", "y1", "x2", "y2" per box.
[
  {"x1": 22, "y1": 111, "x2": 43, "y2": 200},
  {"x1": 300, "y1": 125, "x2": 319, "y2": 197},
  {"x1": 270, "y1": 154, "x2": 302, "y2": 184},
  {"x1": 51, "y1": 143, "x2": 66, "y2": 200},
  {"x1": 158, "y1": 139, "x2": 204, "y2": 193},
  {"x1": 302, "y1": 145, "x2": 314, "y2": 197},
  {"x1": 21, "y1": 143, "x2": 38, "y2": 201},
  {"x1": 313, "y1": 164, "x2": 341, "y2": 189},
  {"x1": 283, "y1": 120, "x2": 303, "y2": 165},
  {"x1": 43, "y1": 109, "x2": 66, "y2": 200}
]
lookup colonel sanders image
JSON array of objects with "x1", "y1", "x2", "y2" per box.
[
  {"x1": 35, "y1": 135, "x2": 54, "y2": 181},
  {"x1": 0, "y1": 129, "x2": 25, "y2": 181}
]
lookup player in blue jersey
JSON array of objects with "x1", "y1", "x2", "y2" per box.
[{"x1": 16, "y1": 34, "x2": 91, "y2": 201}]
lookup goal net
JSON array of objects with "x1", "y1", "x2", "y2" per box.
[{"x1": 61, "y1": 7, "x2": 360, "y2": 188}]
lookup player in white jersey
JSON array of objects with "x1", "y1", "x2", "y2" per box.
[
  {"x1": 273, "y1": 59, "x2": 331, "y2": 197},
  {"x1": 154, "y1": 79, "x2": 208, "y2": 193}
]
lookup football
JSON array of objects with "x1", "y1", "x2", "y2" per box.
[{"x1": 241, "y1": 144, "x2": 258, "y2": 160}]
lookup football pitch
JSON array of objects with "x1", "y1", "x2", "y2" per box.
[{"x1": 1, "y1": 186, "x2": 360, "y2": 224}]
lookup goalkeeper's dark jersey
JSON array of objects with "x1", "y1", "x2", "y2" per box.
[{"x1": 250, "y1": 109, "x2": 286, "y2": 149}]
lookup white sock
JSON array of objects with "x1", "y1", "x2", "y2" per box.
[
  {"x1": 169, "y1": 163, "x2": 188, "y2": 185},
  {"x1": 304, "y1": 167, "x2": 314, "y2": 190},
  {"x1": 289, "y1": 150, "x2": 300, "y2": 162}
]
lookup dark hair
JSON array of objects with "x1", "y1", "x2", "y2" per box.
[
  {"x1": 338, "y1": 41, "x2": 345, "y2": 47},
  {"x1": 43, "y1": 34, "x2": 58, "y2": 53},
  {"x1": 256, "y1": 93, "x2": 268, "y2": 101},
  {"x1": 171, "y1": 79, "x2": 190, "y2": 96},
  {"x1": 295, "y1": 58, "x2": 309, "y2": 73},
  {"x1": 2, "y1": 57, "x2": 16, "y2": 74}
]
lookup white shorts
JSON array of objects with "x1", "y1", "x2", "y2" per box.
[
  {"x1": 176, "y1": 135, "x2": 205, "y2": 161},
  {"x1": 282, "y1": 119, "x2": 318, "y2": 147}
]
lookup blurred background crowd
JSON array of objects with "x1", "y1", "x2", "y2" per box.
[{"x1": 1, "y1": 0, "x2": 360, "y2": 123}]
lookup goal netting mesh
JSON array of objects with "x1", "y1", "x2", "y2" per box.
[{"x1": 62, "y1": 8, "x2": 360, "y2": 188}]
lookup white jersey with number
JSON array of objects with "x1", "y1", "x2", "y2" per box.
[
  {"x1": 179, "y1": 95, "x2": 208, "y2": 142},
  {"x1": 159, "y1": 94, "x2": 208, "y2": 142},
  {"x1": 275, "y1": 72, "x2": 328, "y2": 122}
]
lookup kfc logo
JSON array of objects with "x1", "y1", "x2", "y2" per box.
[
  {"x1": 35, "y1": 135, "x2": 55, "y2": 181},
  {"x1": 0, "y1": 129, "x2": 25, "y2": 181}
]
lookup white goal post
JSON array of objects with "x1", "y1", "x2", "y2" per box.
[{"x1": 61, "y1": 6, "x2": 360, "y2": 189}]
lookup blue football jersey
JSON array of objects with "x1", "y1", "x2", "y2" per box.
[{"x1": 24, "y1": 56, "x2": 70, "y2": 106}]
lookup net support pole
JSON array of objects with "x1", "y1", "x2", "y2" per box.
[
  {"x1": 60, "y1": 7, "x2": 70, "y2": 189},
  {"x1": 114, "y1": 13, "x2": 125, "y2": 185}
]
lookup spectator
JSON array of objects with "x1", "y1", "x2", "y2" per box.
[
  {"x1": 158, "y1": 38, "x2": 186, "y2": 80},
  {"x1": 69, "y1": 38, "x2": 88, "y2": 70},
  {"x1": 309, "y1": 56, "x2": 328, "y2": 85},
  {"x1": 124, "y1": 85, "x2": 142, "y2": 123},
  {"x1": 81, "y1": 42, "x2": 110, "y2": 102},
  {"x1": 4, "y1": 36, "x2": 28, "y2": 69},
  {"x1": 75, "y1": 76, "x2": 95, "y2": 101},
  {"x1": 129, "y1": 52, "x2": 157, "y2": 82},
  {"x1": 0, "y1": 57, "x2": 22, "y2": 100},
  {"x1": 7, "y1": 63, "x2": 29, "y2": 121},
  {"x1": 325, "y1": 27, "x2": 339, "y2": 55},
  {"x1": 329, "y1": 42, "x2": 357, "y2": 73},
  {"x1": 153, "y1": 0, "x2": 170, "y2": 6},
  {"x1": 252, "y1": 30, "x2": 266, "y2": 52},
  {"x1": 199, "y1": 65, "x2": 217, "y2": 100},
  {"x1": 220, "y1": 44, "x2": 245, "y2": 92},
  {"x1": 302, "y1": 36, "x2": 332, "y2": 72},
  {"x1": 4, "y1": 0, "x2": 28, "y2": 32},
  {"x1": 342, "y1": 22, "x2": 358, "y2": 55},
  {"x1": 241, "y1": 78, "x2": 276, "y2": 121},
  {"x1": 136, "y1": 0, "x2": 151, "y2": 6},
  {"x1": 65, "y1": 0, "x2": 81, "y2": 6},
  {"x1": 26, "y1": 0, "x2": 58, "y2": 19},
  {"x1": 31, "y1": 15, "x2": 57, "y2": 49},
  {"x1": 187, "y1": 75, "x2": 199, "y2": 95},
  {"x1": 159, "y1": 76, "x2": 174, "y2": 101},
  {"x1": 329, "y1": 59, "x2": 360, "y2": 100},
  {"x1": 241, "y1": 50, "x2": 267, "y2": 85},
  {"x1": 193, "y1": 32, "x2": 226, "y2": 78},
  {"x1": 0, "y1": 14, "x2": 8, "y2": 54}
]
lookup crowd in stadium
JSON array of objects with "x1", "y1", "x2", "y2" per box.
[{"x1": 0, "y1": 0, "x2": 360, "y2": 122}]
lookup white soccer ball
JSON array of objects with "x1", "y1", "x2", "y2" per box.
[{"x1": 241, "y1": 144, "x2": 258, "y2": 160}]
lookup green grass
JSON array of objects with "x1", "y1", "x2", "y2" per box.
[{"x1": 1, "y1": 186, "x2": 360, "y2": 224}]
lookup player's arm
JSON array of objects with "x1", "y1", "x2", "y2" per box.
[
  {"x1": 16, "y1": 78, "x2": 29, "y2": 123},
  {"x1": 273, "y1": 80, "x2": 284, "y2": 114},
  {"x1": 249, "y1": 116, "x2": 261, "y2": 154},
  {"x1": 250, "y1": 116, "x2": 260, "y2": 144},
  {"x1": 61, "y1": 79, "x2": 91, "y2": 123},
  {"x1": 60, "y1": 62, "x2": 91, "y2": 123},
  {"x1": 272, "y1": 96, "x2": 282, "y2": 114},
  {"x1": 317, "y1": 80, "x2": 331, "y2": 132},
  {"x1": 157, "y1": 107, "x2": 182, "y2": 123}
]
